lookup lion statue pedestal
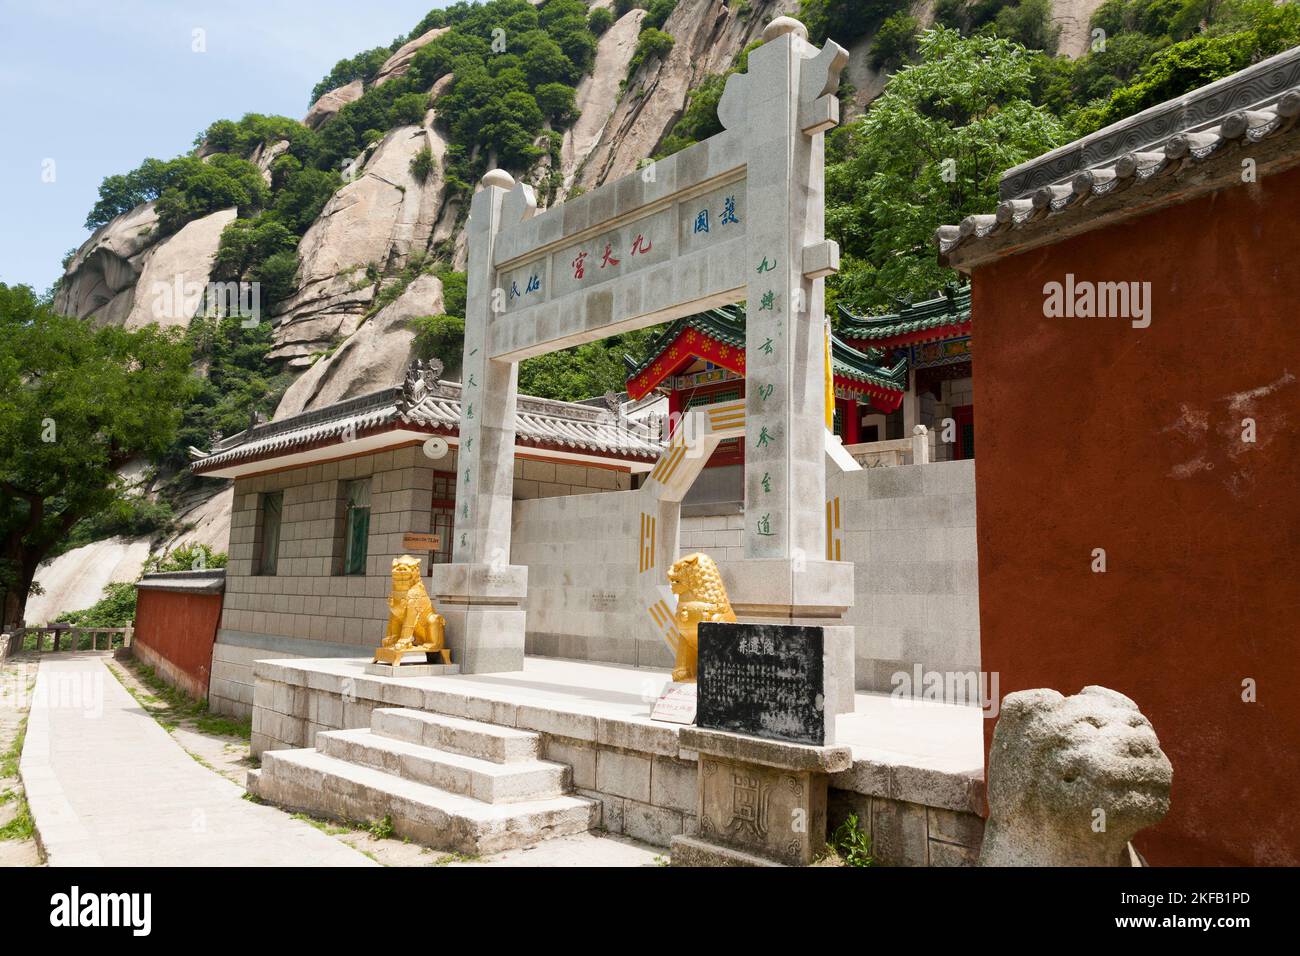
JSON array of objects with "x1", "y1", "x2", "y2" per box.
[{"x1": 365, "y1": 555, "x2": 458, "y2": 677}]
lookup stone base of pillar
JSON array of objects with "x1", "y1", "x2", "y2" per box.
[
  {"x1": 671, "y1": 726, "x2": 852, "y2": 867},
  {"x1": 439, "y1": 604, "x2": 525, "y2": 674},
  {"x1": 430, "y1": 563, "x2": 528, "y2": 675}
]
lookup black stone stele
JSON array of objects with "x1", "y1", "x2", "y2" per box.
[{"x1": 696, "y1": 622, "x2": 825, "y2": 746}]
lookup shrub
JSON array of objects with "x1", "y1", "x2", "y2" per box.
[
  {"x1": 410, "y1": 145, "x2": 435, "y2": 183},
  {"x1": 628, "y1": 27, "x2": 675, "y2": 78},
  {"x1": 588, "y1": 7, "x2": 614, "y2": 34},
  {"x1": 411, "y1": 314, "x2": 466, "y2": 364},
  {"x1": 643, "y1": 0, "x2": 679, "y2": 31},
  {"x1": 143, "y1": 542, "x2": 228, "y2": 574}
]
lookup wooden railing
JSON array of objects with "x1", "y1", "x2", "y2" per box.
[{"x1": 2, "y1": 625, "x2": 133, "y2": 654}]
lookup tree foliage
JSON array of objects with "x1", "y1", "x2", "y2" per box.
[
  {"x1": 0, "y1": 284, "x2": 195, "y2": 625},
  {"x1": 826, "y1": 28, "x2": 1068, "y2": 310}
]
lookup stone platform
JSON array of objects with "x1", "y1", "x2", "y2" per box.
[{"x1": 251, "y1": 656, "x2": 988, "y2": 865}]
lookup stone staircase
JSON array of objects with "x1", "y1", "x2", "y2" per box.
[{"x1": 249, "y1": 708, "x2": 597, "y2": 855}]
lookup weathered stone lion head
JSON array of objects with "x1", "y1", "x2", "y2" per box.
[{"x1": 980, "y1": 685, "x2": 1173, "y2": 867}]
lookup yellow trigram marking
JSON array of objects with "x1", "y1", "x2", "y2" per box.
[
  {"x1": 825, "y1": 496, "x2": 842, "y2": 561},
  {"x1": 707, "y1": 401, "x2": 745, "y2": 430},
  {"x1": 650, "y1": 439, "x2": 688, "y2": 485},
  {"x1": 647, "y1": 600, "x2": 680, "y2": 648},
  {"x1": 639, "y1": 512, "x2": 657, "y2": 573}
]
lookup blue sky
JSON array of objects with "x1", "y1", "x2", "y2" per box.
[{"x1": 0, "y1": 0, "x2": 444, "y2": 294}]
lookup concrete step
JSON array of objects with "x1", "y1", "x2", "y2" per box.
[
  {"x1": 317, "y1": 728, "x2": 570, "y2": 804},
  {"x1": 254, "y1": 748, "x2": 597, "y2": 856},
  {"x1": 370, "y1": 708, "x2": 541, "y2": 764}
]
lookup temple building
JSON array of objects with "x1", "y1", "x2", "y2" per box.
[
  {"x1": 836, "y1": 287, "x2": 974, "y2": 461},
  {"x1": 622, "y1": 291, "x2": 973, "y2": 506}
]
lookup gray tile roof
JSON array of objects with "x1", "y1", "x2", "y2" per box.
[
  {"x1": 190, "y1": 363, "x2": 663, "y2": 474},
  {"x1": 937, "y1": 47, "x2": 1300, "y2": 268},
  {"x1": 135, "y1": 569, "x2": 226, "y2": 594}
]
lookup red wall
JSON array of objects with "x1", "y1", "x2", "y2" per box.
[
  {"x1": 133, "y1": 589, "x2": 224, "y2": 701},
  {"x1": 973, "y1": 165, "x2": 1300, "y2": 865}
]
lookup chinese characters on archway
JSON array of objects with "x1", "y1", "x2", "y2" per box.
[
  {"x1": 569, "y1": 231, "x2": 653, "y2": 280},
  {"x1": 751, "y1": 251, "x2": 783, "y2": 541},
  {"x1": 690, "y1": 193, "x2": 742, "y2": 235},
  {"x1": 508, "y1": 271, "x2": 542, "y2": 302}
]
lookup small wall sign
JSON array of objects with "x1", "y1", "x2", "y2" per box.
[{"x1": 402, "y1": 533, "x2": 442, "y2": 551}]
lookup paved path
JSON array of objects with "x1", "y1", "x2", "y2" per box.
[{"x1": 21, "y1": 654, "x2": 375, "y2": 866}]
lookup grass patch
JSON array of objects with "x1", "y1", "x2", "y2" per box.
[
  {"x1": 0, "y1": 715, "x2": 29, "y2": 780},
  {"x1": 0, "y1": 790, "x2": 35, "y2": 842},
  {"x1": 109, "y1": 658, "x2": 251, "y2": 740},
  {"x1": 0, "y1": 710, "x2": 35, "y2": 843},
  {"x1": 291, "y1": 812, "x2": 355, "y2": 837},
  {"x1": 432, "y1": 850, "x2": 480, "y2": 866}
]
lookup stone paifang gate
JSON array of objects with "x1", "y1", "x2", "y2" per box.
[{"x1": 432, "y1": 17, "x2": 856, "y2": 695}]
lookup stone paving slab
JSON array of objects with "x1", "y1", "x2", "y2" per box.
[{"x1": 20, "y1": 654, "x2": 375, "y2": 867}]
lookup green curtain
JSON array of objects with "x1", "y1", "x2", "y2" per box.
[
  {"x1": 260, "y1": 492, "x2": 282, "y2": 576},
  {"x1": 344, "y1": 480, "x2": 371, "y2": 575}
]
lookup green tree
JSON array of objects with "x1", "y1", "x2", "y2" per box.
[
  {"x1": 987, "y1": 0, "x2": 1060, "y2": 53},
  {"x1": 588, "y1": 7, "x2": 615, "y2": 34},
  {"x1": 536, "y1": 82, "x2": 579, "y2": 125},
  {"x1": 270, "y1": 165, "x2": 340, "y2": 233},
  {"x1": 153, "y1": 154, "x2": 269, "y2": 235},
  {"x1": 167, "y1": 315, "x2": 292, "y2": 469},
  {"x1": 212, "y1": 215, "x2": 298, "y2": 283},
  {"x1": 84, "y1": 157, "x2": 177, "y2": 228},
  {"x1": 825, "y1": 28, "x2": 1068, "y2": 310},
  {"x1": 1073, "y1": 1, "x2": 1300, "y2": 132},
  {"x1": 0, "y1": 284, "x2": 195, "y2": 626},
  {"x1": 871, "y1": 12, "x2": 921, "y2": 68},
  {"x1": 411, "y1": 314, "x2": 466, "y2": 366},
  {"x1": 517, "y1": 328, "x2": 663, "y2": 403}
]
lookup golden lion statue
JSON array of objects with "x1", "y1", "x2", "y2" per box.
[
  {"x1": 666, "y1": 552, "x2": 736, "y2": 682},
  {"x1": 373, "y1": 555, "x2": 449, "y2": 666}
]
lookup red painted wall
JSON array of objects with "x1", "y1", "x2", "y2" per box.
[
  {"x1": 973, "y1": 165, "x2": 1300, "y2": 865},
  {"x1": 133, "y1": 589, "x2": 224, "y2": 701}
]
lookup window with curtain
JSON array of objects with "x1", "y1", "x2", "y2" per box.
[
  {"x1": 258, "y1": 491, "x2": 282, "y2": 576},
  {"x1": 342, "y1": 479, "x2": 371, "y2": 576}
]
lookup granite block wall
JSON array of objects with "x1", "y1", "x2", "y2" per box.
[{"x1": 511, "y1": 459, "x2": 980, "y2": 695}]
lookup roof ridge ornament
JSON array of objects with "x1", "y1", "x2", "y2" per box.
[{"x1": 400, "y1": 358, "x2": 434, "y2": 410}]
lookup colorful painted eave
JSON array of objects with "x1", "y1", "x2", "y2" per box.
[
  {"x1": 835, "y1": 288, "x2": 973, "y2": 349},
  {"x1": 626, "y1": 306, "x2": 908, "y2": 404}
]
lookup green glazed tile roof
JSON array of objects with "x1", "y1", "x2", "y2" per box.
[
  {"x1": 835, "y1": 287, "x2": 972, "y2": 342},
  {"x1": 625, "y1": 305, "x2": 907, "y2": 394}
]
